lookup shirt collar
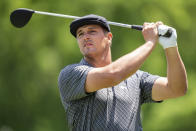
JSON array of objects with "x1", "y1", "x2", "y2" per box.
[{"x1": 79, "y1": 58, "x2": 93, "y2": 67}]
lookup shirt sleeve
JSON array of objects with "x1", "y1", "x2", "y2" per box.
[
  {"x1": 139, "y1": 71, "x2": 161, "y2": 104},
  {"x1": 58, "y1": 64, "x2": 93, "y2": 102}
]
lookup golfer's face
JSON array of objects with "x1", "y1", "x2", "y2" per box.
[{"x1": 76, "y1": 25, "x2": 109, "y2": 57}]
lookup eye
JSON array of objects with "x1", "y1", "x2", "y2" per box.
[
  {"x1": 89, "y1": 30, "x2": 97, "y2": 34},
  {"x1": 77, "y1": 32, "x2": 83, "y2": 38}
]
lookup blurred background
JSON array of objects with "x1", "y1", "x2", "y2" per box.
[{"x1": 0, "y1": 0, "x2": 196, "y2": 130}]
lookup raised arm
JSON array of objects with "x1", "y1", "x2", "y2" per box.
[
  {"x1": 85, "y1": 23, "x2": 159, "y2": 93},
  {"x1": 152, "y1": 25, "x2": 188, "y2": 101}
]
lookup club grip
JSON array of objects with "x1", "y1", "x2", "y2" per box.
[
  {"x1": 131, "y1": 25, "x2": 143, "y2": 31},
  {"x1": 160, "y1": 28, "x2": 172, "y2": 37},
  {"x1": 132, "y1": 25, "x2": 172, "y2": 37}
]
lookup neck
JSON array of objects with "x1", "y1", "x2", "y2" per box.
[{"x1": 84, "y1": 48, "x2": 112, "y2": 67}]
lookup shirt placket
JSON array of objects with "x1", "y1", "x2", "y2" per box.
[{"x1": 106, "y1": 87, "x2": 115, "y2": 129}]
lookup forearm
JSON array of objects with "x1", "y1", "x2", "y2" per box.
[
  {"x1": 86, "y1": 41, "x2": 156, "y2": 93},
  {"x1": 85, "y1": 23, "x2": 159, "y2": 93},
  {"x1": 108, "y1": 41, "x2": 156, "y2": 84},
  {"x1": 165, "y1": 47, "x2": 188, "y2": 95}
]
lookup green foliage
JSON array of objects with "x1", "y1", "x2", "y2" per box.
[{"x1": 0, "y1": 0, "x2": 195, "y2": 130}]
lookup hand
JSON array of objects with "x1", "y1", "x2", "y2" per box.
[
  {"x1": 158, "y1": 25, "x2": 177, "y2": 49},
  {"x1": 142, "y1": 22, "x2": 159, "y2": 44}
]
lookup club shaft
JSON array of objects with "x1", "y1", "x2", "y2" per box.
[
  {"x1": 35, "y1": 11, "x2": 80, "y2": 19},
  {"x1": 34, "y1": 10, "x2": 143, "y2": 30},
  {"x1": 107, "y1": 21, "x2": 132, "y2": 28}
]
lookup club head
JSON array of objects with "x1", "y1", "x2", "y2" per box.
[{"x1": 10, "y1": 8, "x2": 35, "y2": 28}]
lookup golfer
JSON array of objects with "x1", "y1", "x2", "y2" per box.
[{"x1": 58, "y1": 14, "x2": 187, "y2": 131}]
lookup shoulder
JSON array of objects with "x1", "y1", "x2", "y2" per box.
[
  {"x1": 60, "y1": 63, "x2": 92, "y2": 75},
  {"x1": 127, "y1": 70, "x2": 160, "y2": 85},
  {"x1": 135, "y1": 70, "x2": 160, "y2": 88},
  {"x1": 58, "y1": 63, "x2": 94, "y2": 101},
  {"x1": 60, "y1": 63, "x2": 80, "y2": 74},
  {"x1": 127, "y1": 70, "x2": 145, "y2": 80},
  {"x1": 58, "y1": 64, "x2": 77, "y2": 79},
  {"x1": 58, "y1": 63, "x2": 93, "y2": 83},
  {"x1": 135, "y1": 70, "x2": 159, "y2": 79}
]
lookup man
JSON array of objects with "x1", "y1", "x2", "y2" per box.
[{"x1": 58, "y1": 14, "x2": 187, "y2": 131}]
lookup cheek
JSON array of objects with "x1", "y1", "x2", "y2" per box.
[
  {"x1": 77, "y1": 42, "x2": 84, "y2": 53},
  {"x1": 78, "y1": 46, "x2": 85, "y2": 55},
  {"x1": 77, "y1": 40, "x2": 83, "y2": 48},
  {"x1": 100, "y1": 38, "x2": 109, "y2": 48}
]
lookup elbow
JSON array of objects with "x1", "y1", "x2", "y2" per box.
[
  {"x1": 178, "y1": 87, "x2": 187, "y2": 97},
  {"x1": 108, "y1": 65, "x2": 136, "y2": 86},
  {"x1": 168, "y1": 81, "x2": 188, "y2": 98},
  {"x1": 108, "y1": 72, "x2": 121, "y2": 86},
  {"x1": 108, "y1": 68, "x2": 123, "y2": 86},
  {"x1": 181, "y1": 84, "x2": 188, "y2": 96},
  {"x1": 174, "y1": 84, "x2": 188, "y2": 97},
  {"x1": 106, "y1": 63, "x2": 137, "y2": 87},
  {"x1": 181, "y1": 80, "x2": 188, "y2": 96}
]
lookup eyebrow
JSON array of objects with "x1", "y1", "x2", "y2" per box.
[{"x1": 77, "y1": 26, "x2": 98, "y2": 35}]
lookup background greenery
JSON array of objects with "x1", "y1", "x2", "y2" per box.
[{"x1": 1, "y1": 0, "x2": 195, "y2": 130}]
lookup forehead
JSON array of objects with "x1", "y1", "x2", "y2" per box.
[{"x1": 76, "y1": 24, "x2": 103, "y2": 33}]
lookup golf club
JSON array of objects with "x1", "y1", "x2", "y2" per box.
[{"x1": 10, "y1": 8, "x2": 172, "y2": 37}]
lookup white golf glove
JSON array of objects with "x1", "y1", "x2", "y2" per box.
[{"x1": 158, "y1": 25, "x2": 177, "y2": 49}]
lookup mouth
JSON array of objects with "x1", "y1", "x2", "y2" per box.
[{"x1": 84, "y1": 42, "x2": 93, "y2": 47}]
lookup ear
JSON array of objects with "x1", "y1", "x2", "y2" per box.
[{"x1": 107, "y1": 32, "x2": 113, "y2": 44}]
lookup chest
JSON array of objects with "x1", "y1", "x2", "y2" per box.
[{"x1": 95, "y1": 80, "x2": 141, "y2": 105}]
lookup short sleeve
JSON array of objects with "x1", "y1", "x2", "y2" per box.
[
  {"x1": 139, "y1": 71, "x2": 160, "y2": 104},
  {"x1": 58, "y1": 64, "x2": 93, "y2": 102}
]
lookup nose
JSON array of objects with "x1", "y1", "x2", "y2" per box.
[{"x1": 83, "y1": 32, "x2": 90, "y2": 40}]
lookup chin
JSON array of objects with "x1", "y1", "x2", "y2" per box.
[
  {"x1": 83, "y1": 51, "x2": 98, "y2": 59},
  {"x1": 84, "y1": 53, "x2": 95, "y2": 58},
  {"x1": 84, "y1": 48, "x2": 97, "y2": 55}
]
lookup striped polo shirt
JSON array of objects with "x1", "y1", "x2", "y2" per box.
[{"x1": 58, "y1": 58, "x2": 160, "y2": 131}]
